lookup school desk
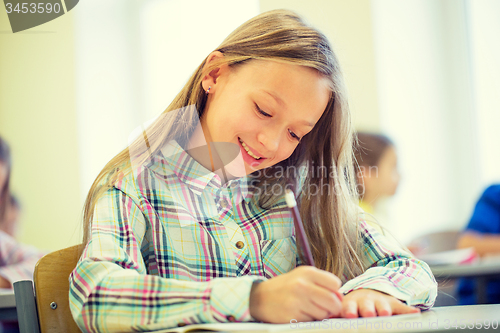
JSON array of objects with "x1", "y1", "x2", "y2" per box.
[
  {"x1": 0, "y1": 288, "x2": 17, "y2": 321},
  {"x1": 431, "y1": 256, "x2": 500, "y2": 304},
  {"x1": 146, "y1": 304, "x2": 500, "y2": 333}
]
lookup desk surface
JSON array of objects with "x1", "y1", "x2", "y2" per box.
[
  {"x1": 150, "y1": 304, "x2": 500, "y2": 333},
  {"x1": 0, "y1": 289, "x2": 15, "y2": 309},
  {"x1": 430, "y1": 257, "x2": 500, "y2": 278}
]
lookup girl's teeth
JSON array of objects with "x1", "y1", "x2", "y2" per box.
[{"x1": 239, "y1": 139, "x2": 261, "y2": 160}]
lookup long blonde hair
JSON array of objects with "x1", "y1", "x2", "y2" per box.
[{"x1": 82, "y1": 9, "x2": 364, "y2": 279}]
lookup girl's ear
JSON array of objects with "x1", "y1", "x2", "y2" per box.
[{"x1": 201, "y1": 51, "x2": 228, "y2": 93}]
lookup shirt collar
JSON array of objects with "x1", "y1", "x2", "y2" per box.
[
  {"x1": 225, "y1": 176, "x2": 254, "y2": 204},
  {"x1": 159, "y1": 140, "x2": 254, "y2": 202},
  {"x1": 159, "y1": 140, "x2": 215, "y2": 196}
]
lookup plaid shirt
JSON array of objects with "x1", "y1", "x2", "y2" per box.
[
  {"x1": 0, "y1": 230, "x2": 43, "y2": 284},
  {"x1": 69, "y1": 140, "x2": 437, "y2": 333}
]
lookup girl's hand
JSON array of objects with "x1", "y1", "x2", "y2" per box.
[
  {"x1": 249, "y1": 266, "x2": 343, "y2": 323},
  {"x1": 340, "y1": 289, "x2": 420, "y2": 318}
]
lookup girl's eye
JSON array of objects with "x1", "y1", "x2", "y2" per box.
[
  {"x1": 255, "y1": 103, "x2": 271, "y2": 117},
  {"x1": 255, "y1": 103, "x2": 300, "y2": 141},
  {"x1": 288, "y1": 129, "x2": 301, "y2": 141}
]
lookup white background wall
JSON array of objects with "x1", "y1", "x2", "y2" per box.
[{"x1": 468, "y1": 0, "x2": 500, "y2": 187}]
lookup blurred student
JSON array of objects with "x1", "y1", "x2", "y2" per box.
[
  {"x1": 354, "y1": 132, "x2": 401, "y2": 216},
  {"x1": 0, "y1": 229, "x2": 43, "y2": 288},
  {"x1": 1, "y1": 135, "x2": 23, "y2": 239},
  {"x1": 0, "y1": 195, "x2": 21, "y2": 239},
  {"x1": 0, "y1": 136, "x2": 43, "y2": 288},
  {"x1": 456, "y1": 184, "x2": 500, "y2": 304},
  {"x1": 0, "y1": 194, "x2": 21, "y2": 239},
  {"x1": 0, "y1": 136, "x2": 11, "y2": 229}
]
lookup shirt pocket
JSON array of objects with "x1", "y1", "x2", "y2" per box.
[
  {"x1": 260, "y1": 236, "x2": 297, "y2": 279},
  {"x1": 167, "y1": 217, "x2": 212, "y2": 259}
]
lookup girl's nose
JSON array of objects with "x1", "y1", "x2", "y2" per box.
[{"x1": 257, "y1": 128, "x2": 280, "y2": 154}]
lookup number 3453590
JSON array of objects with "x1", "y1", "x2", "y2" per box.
[{"x1": 5, "y1": 3, "x2": 62, "y2": 14}]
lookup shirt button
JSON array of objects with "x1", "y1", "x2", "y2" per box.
[
  {"x1": 220, "y1": 199, "x2": 229, "y2": 209},
  {"x1": 235, "y1": 241, "x2": 244, "y2": 249},
  {"x1": 177, "y1": 323, "x2": 186, "y2": 327},
  {"x1": 227, "y1": 315, "x2": 236, "y2": 322}
]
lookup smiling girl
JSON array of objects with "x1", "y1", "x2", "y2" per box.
[{"x1": 69, "y1": 10, "x2": 437, "y2": 332}]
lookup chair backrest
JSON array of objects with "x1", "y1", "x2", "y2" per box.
[{"x1": 33, "y1": 244, "x2": 85, "y2": 333}]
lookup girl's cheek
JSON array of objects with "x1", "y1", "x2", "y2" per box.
[{"x1": 276, "y1": 146, "x2": 295, "y2": 164}]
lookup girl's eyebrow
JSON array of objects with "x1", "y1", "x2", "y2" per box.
[
  {"x1": 261, "y1": 89, "x2": 285, "y2": 107},
  {"x1": 260, "y1": 89, "x2": 316, "y2": 128},
  {"x1": 300, "y1": 120, "x2": 315, "y2": 128}
]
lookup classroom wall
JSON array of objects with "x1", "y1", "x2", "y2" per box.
[
  {"x1": 260, "y1": 0, "x2": 380, "y2": 132},
  {"x1": 0, "y1": 10, "x2": 82, "y2": 250}
]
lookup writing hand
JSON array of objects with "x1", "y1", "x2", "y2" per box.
[
  {"x1": 249, "y1": 266, "x2": 342, "y2": 323},
  {"x1": 340, "y1": 289, "x2": 420, "y2": 318}
]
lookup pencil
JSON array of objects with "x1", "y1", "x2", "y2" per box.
[
  {"x1": 285, "y1": 188, "x2": 344, "y2": 302},
  {"x1": 285, "y1": 189, "x2": 315, "y2": 266}
]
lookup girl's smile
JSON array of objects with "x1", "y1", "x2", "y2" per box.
[{"x1": 237, "y1": 137, "x2": 267, "y2": 168}]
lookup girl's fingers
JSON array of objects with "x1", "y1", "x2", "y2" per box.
[
  {"x1": 306, "y1": 284, "x2": 343, "y2": 319},
  {"x1": 309, "y1": 268, "x2": 342, "y2": 292},
  {"x1": 358, "y1": 299, "x2": 376, "y2": 317},
  {"x1": 341, "y1": 300, "x2": 358, "y2": 318},
  {"x1": 339, "y1": 289, "x2": 421, "y2": 320},
  {"x1": 307, "y1": 302, "x2": 330, "y2": 321},
  {"x1": 374, "y1": 299, "x2": 392, "y2": 317},
  {"x1": 300, "y1": 305, "x2": 327, "y2": 322},
  {"x1": 333, "y1": 290, "x2": 344, "y2": 302},
  {"x1": 390, "y1": 300, "x2": 421, "y2": 315},
  {"x1": 298, "y1": 310, "x2": 315, "y2": 322}
]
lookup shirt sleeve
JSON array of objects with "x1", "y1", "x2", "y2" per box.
[
  {"x1": 0, "y1": 230, "x2": 44, "y2": 284},
  {"x1": 69, "y1": 187, "x2": 264, "y2": 333},
  {"x1": 465, "y1": 185, "x2": 500, "y2": 234},
  {"x1": 339, "y1": 220, "x2": 437, "y2": 310}
]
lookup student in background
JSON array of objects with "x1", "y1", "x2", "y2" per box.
[
  {"x1": 0, "y1": 195, "x2": 21, "y2": 239},
  {"x1": 0, "y1": 229, "x2": 42, "y2": 288},
  {"x1": 70, "y1": 10, "x2": 436, "y2": 332},
  {"x1": 354, "y1": 132, "x2": 400, "y2": 216},
  {"x1": 0, "y1": 138, "x2": 23, "y2": 239},
  {"x1": 0, "y1": 136, "x2": 43, "y2": 288},
  {"x1": 0, "y1": 136, "x2": 11, "y2": 229},
  {"x1": 457, "y1": 184, "x2": 500, "y2": 304}
]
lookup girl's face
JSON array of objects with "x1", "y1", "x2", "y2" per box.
[{"x1": 200, "y1": 58, "x2": 330, "y2": 177}]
